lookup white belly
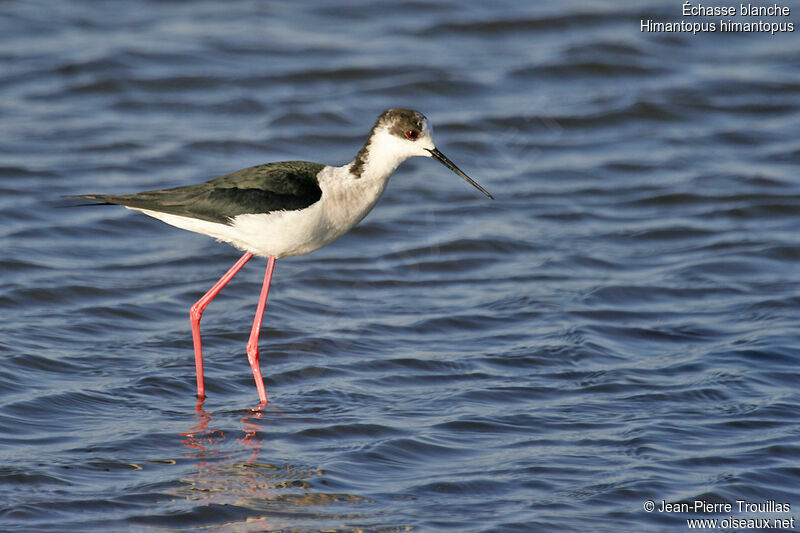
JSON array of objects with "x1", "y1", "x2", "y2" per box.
[{"x1": 137, "y1": 203, "x2": 342, "y2": 258}]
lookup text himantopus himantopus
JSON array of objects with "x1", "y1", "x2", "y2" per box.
[{"x1": 69, "y1": 108, "x2": 493, "y2": 406}]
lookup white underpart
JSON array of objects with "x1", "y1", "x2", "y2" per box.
[{"x1": 134, "y1": 122, "x2": 436, "y2": 259}]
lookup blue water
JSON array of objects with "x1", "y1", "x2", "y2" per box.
[{"x1": 2, "y1": 1, "x2": 800, "y2": 531}]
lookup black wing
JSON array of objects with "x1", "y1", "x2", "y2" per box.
[{"x1": 68, "y1": 161, "x2": 325, "y2": 224}]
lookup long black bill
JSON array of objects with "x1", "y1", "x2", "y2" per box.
[{"x1": 427, "y1": 148, "x2": 494, "y2": 200}]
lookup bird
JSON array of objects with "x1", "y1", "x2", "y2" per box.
[{"x1": 68, "y1": 108, "x2": 493, "y2": 407}]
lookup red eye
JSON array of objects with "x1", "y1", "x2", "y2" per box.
[{"x1": 406, "y1": 130, "x2": 418, "y2": 140}]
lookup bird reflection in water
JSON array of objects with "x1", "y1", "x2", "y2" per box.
[
  {"x1": 176, "y1": 403, "x2": 369, "y2": 530},
  {"x1": 180, "y1": 401, "x2": 269, "y2": 469}
]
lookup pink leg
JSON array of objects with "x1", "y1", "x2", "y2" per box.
[
  {"x1": 246, "y1": 256, "x2": 276, "y2": 406},
  {"x1": 190, "y1": 252, "x2": 253, "y2": 399}
]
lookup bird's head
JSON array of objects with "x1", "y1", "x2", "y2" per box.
[{"x1": 363, "y1": 108, "x2": 493, "y2": 199}]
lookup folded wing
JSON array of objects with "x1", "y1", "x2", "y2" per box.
[{"x1": 69, "y1": 161, "x2": 325, "y2": 225}]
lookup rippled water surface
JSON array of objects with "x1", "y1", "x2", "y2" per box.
[{"x1": 2, "y1": 1, "x2": 800, "y2": 531}]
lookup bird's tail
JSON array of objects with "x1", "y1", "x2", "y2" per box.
[{"x1": 62, "y1": 194, "x2": 124, "y2": 207}]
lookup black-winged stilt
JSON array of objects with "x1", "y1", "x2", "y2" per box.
[{"x1": 69, "y1": 108, "x2": 493, "y2": 406}]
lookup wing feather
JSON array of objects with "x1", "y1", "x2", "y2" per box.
[{"x1": 68, "y1": 161, "x2": 325, "y2": 224}]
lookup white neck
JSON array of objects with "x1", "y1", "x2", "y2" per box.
[{"x1": 348, "y1": 127, "x2": 418, "y2": 183}]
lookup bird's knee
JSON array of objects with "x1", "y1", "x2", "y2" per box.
[
  {"x1": 246, "y1": 343, "x2": 259, "y2": 363},
  {"x1": 190, "y1": 304, "x2": 203, "y2": 323}
]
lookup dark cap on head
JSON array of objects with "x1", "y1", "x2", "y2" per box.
[{"x1": 377, "y1": 108, "x2": 427, "y2": 138}]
